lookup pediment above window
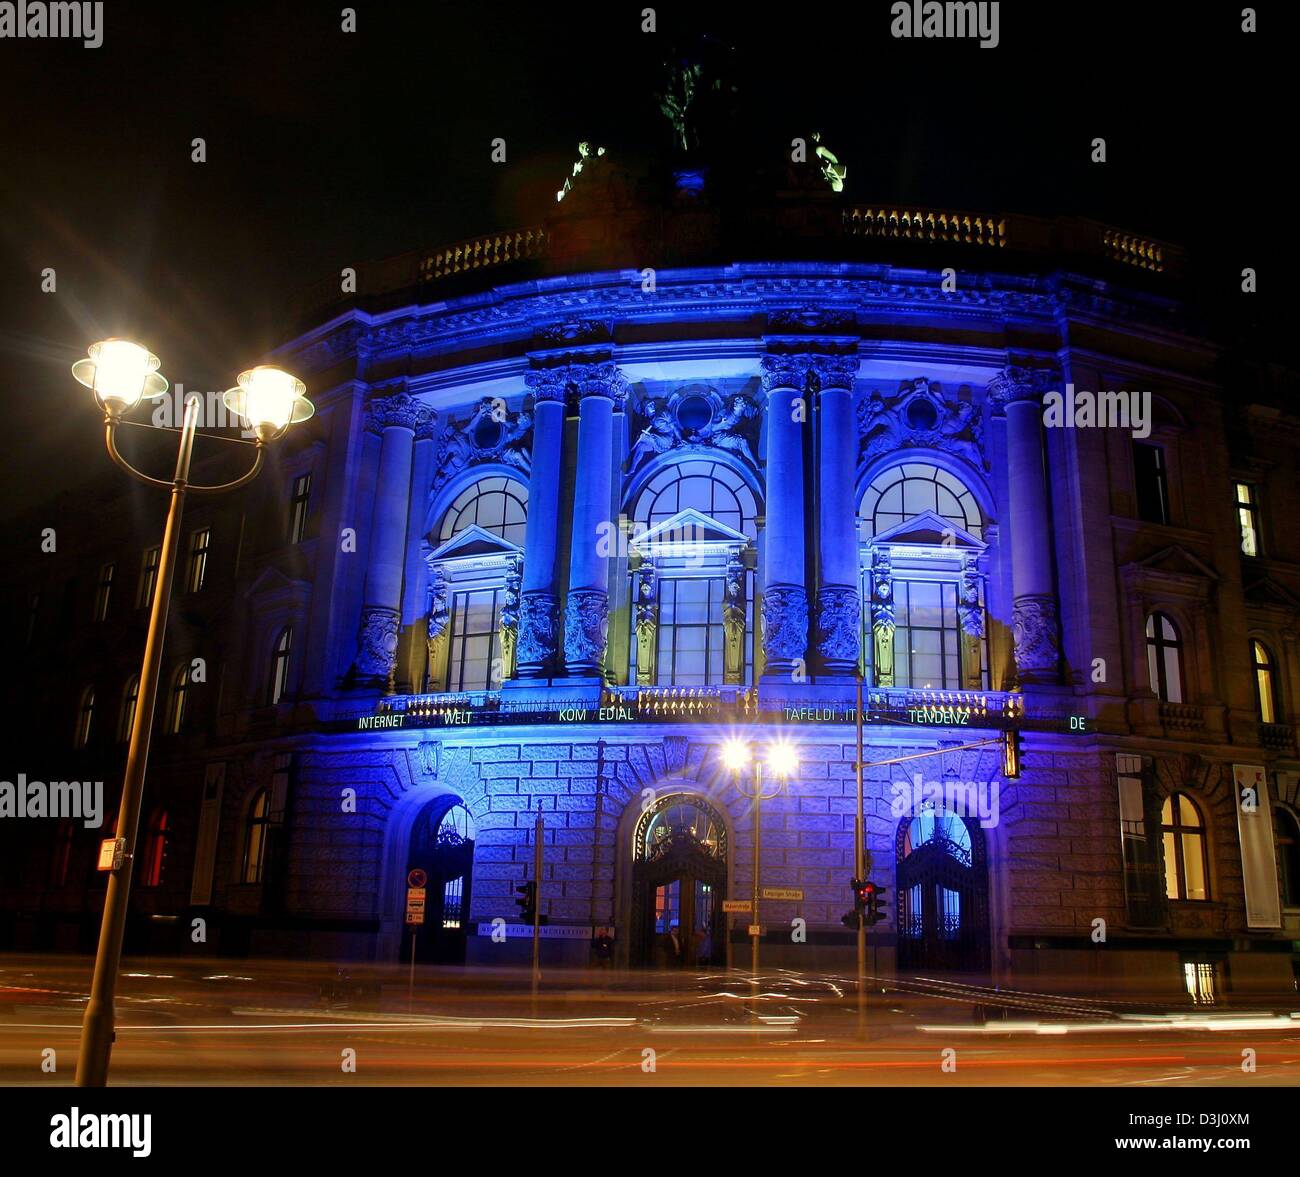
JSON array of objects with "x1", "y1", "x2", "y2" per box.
[
  {"x1": 425, "y1": 523, "x2": 523, "y2": 579},
  {"x1": 1121, "y1": 544, "x2": 1218, "y2": 602},
  {"x1": 631, "y1": 507, "x2": 751, "y2": 560},
  {"x1": 868, "y1": 509, "x2": 986, "y2": 553},
  {"x1": 1242, "y1": 575, "x2": 1300, "y2": 624}
]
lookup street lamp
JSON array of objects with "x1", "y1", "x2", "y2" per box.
[
  {"x1": 70, "y1": 339, "x2": 312, "y2": 1087},
  {"x1": 721, "y1": 737, "x2": 797, "y2": 976}
]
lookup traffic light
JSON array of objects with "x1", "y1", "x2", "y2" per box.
[
  {"x1": 515, "y1": 880, "x2": 536, "y2": 923},
  {"x1": 841, "y1": 877, "x2": 868, "y2": 929},
  {"x1": 1002, "y1": 728, "x2": 1022, "y2": 779},
  {"x1": 864, "y1": 881, "x2": 888, "y2": 926}
]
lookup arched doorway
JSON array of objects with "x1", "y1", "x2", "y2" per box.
[
  {"x1": 406, "y1": 799, "x2": 475, "y2": 964},
  {"x1": 631, "y1": 794, "x2": 728, "y2": 968},
  {"x1": 896, "y1": 805, "x2": 989, "y2": 972}
]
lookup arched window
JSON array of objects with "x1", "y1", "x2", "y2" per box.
[
  {"x1": 1253, "y1": 640, "x2": 1278, "y2": 724},
  {"x1": 1146, "y1": 613, "x2": 1184, "y2": 703},
  {"x1": 1160, "y1": 792, "x2": 1209, "y2": 901},
  {"x1": 1275, "y1": 807, "x2": 1300, "y2": 908},
  {"x1": 165, "y1": 664, "x2": 190, "y2": 734},
  {"x1": 118, "y1": 675, "x2": 139, "y2": 743},
  {"x1": 242, "y1": 789, "x2": 270, "y2": 884},
  {"x1": 435, "y1": 805, "x2": 475, "y2": 930},
  {"x1": 859, "y1": 462, "x2": 983, "y2": 540},
  {"x1": 269, "y1": 627, "x2": 292, "y2": 705},
  {"x1": 631, "y1": 460, "x2": 758, "y2": 541},
  {"x1": 902, "y1": 806, "x2": 973, "y2": 865},
  {"x1": 139, "y1": 808, "x2": 167, "y2": 887},
  {"x1": 74, "y1": 686, "x2": 95, "y2": 749},
  {"x1": 438, "y1": 476, "x2": 527, "y2": 545}
]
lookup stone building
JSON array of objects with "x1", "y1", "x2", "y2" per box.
[{"x1": 4, "y1": 153, "x2": 1298, "y2": 999}]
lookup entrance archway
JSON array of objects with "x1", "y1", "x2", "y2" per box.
[
  {"x1": 895, "y1": 805, "x2": 989, "y2": 972},
  {"x1": 630, "y1": 793, "x2": 728, "y2": 969},
  {"x1": 406, "y1": 799, "x2": 475, "y2": 964}
]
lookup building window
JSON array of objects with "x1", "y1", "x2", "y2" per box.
[
  {"x1": 1133, "y1": 442, "x2": 1170, "y2": 525},
  {"x1": 137, "y1": 546, "x2": 161, "y2": 609},
  {"x1": 1161, "y1": 792, "x2": 1209, "y2": 901},
  {"x1": 269, "y1": 626, "x2": 293, "y2": 704},
  {"x1": 242, "y1": 789, "x2": 270, "y2": 884},
  {"x1": 893, "y1": 579, "x2": 963, "y2": 689},
  {"x1": 438, "y1": 476, "x2": 528, "y2": 546},
  {"x1": 653, "y1": 576, "x2": 727, "y2": 686},
  {"x1": 74, "y1": 686, "x2": 95, "y2": 749},
  {"x1": 1275, "y1": 807, "x2": 1300, "y2": 908},
  {"x1": 1235, "y1": 483, "x2": 1260, "y2": 556},
  {"x1": 93, "y1": 562, "x2": 115, "y2": 621},
  {"x1": 632, "y1": 460, "x2": 759, "y2": 541},
  {"x1": 139, "y1": 808, "x2": 167, "y2": 887},
  {"x1": 1252, "y1": 640, "x2": 1278, "y2": 724},
  {"x1": 1182, "y1": 960, "x2": 1222, "y2": 1005},
  {"x1": 1145, "y1": 612, "x2": 1184, "y2": 703},
  {"x1": 288, "y1": 472, "x2": 312, "y2": 544},
  {"x1": 859, "y1": 463, "x2": 983, "y2": 540},
  {"x1": 447, "y1": 587, "x2": 503, "y2": 692},
  {"x1": 118, "y1": 675, "x2": 140, "y2": 743},
  {"x1": 165, "y1": 664, "x2": 190, "y2": 734},
  {"x1": 186, "y1": 527, "x2": 210, "y2": 592}
]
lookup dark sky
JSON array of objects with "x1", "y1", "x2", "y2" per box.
[{"x1": 0, "y1": 1, "x2": 1289, "y2": 519}]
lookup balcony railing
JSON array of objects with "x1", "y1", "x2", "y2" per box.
[
  {"x1": 842, "y1": 206, "x2": 1007, "y2": 248},
  {"x1": 1159, "y1": 701, "x2": 1206, "y2": 733},
  {"x1": 1261, "y1": 722, "x2": 1297, "y2": 755},
  {"x1": 421, "y1": 228, "x2": 548, "y2": 281}
]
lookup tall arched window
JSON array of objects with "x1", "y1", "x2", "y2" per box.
[
  {"x1": 1146, "y1": 613, "x2": 1184, "y2": 703},
  {"x1": 269, "y1": 627, "x2": 293, "y2": 704},
  {"x1": 1253, "y1": 640, "x2": 1278, "y2": 724},
  {"x1": 1160, "y1": 792, "x2": 1209, "y2": 901},
  {"x1": 165, "y1": 664, "x2": 190, "y2": 734},
  {"x1": 631, "y1": 460, "x2": 758, "y2": 540},
  {"x1": 139, "y1": 808, "x2": 167, "y2": 887},
  {"x1": 438, "y1": 476, "x2": 528, "y2": 545},
  {"x1": 859, "y1": 462, "x2": 983, "y2": 540},
  {"x1": 118, "y1": 675, "x2": 139, "y2": 743},
  {"x1": 242, "y1": 789, "x2": 270, "y2": 884},
  {"x1": 74, "y1": 686, "x2": 95, "y2": 749},
  {"x1": 1274, "y1": 807, "x2": 1300, "y2": 908}
]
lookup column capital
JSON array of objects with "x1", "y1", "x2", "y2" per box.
[
  {"x1": 365, "y1": 391, "x2": 436, "y2": 436},
  {"x1": 760, "y1": 349, "x2": 858, "y2": 394},
  {"x1": 524, "y1": 358, "x2": 628, "y2": 407},
  {"x1": 987, "y1": 365, "x2": 1059, "y2": 408}
]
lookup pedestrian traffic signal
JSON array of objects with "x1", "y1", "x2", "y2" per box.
[
  {"x1": 515, "y1": 880, "x2": 536, "y2": 923},
  {"x1": 864, "y1": 881, "x2": 888, "y2": 926},
  {"x1": 842, "y1": 878, "x2": 870, "y2": 929},
  {"x1": 1002, "y1": 729, "x2": 1022, "y2": 779}
]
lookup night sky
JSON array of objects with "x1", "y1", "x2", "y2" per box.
[{"x1": 0, "y1": 2, "x2": 1289, "y2": 519}]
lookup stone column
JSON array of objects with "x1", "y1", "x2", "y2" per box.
[
  {"x1": 515, "y1": 369, "x2": 568, "y2": 677},
  {"x1": 758, "y1": 354, "x2": 810, "y2": 677},
  {"x1": 813, "y1": 354, "x2": 862, "y2": 676},
  {"x1": 564, "y1": 361, "x2": 629, "y2": 677},
  {"x1": 990, "y1": 366, "x2": 1060, "y2": 683},
  {"x1": 355, "y1": 393, "x2": 434, "y2": 687}
]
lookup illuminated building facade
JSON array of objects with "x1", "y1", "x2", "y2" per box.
[{"x1": 6, "y1": 160, "x2": 1300, "y2": 997}]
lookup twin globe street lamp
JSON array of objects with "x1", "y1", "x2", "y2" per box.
[
  {"x1": 70, "y1": 338, "x2": 313, "y2": 1087},
  {"x1": 720, "y1": 738, "x2": 797, "y2": 976}
]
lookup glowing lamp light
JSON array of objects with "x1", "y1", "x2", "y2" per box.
[
  {"x1": 766, "y1": 742, "x2": 798, "y2": 778},
  {"x1": 720, "y1": 739, "x2": 751, "y2": 772},
  {"x1": 223, "y1": 365, "x2": 313, "y2": 440},
  {"x1": 72, "y1": 338, "x2": 168, "y2": 412}
]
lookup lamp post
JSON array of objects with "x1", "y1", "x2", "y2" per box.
[
  {"x1": 722, "y1": 738, "x2": 797, "y2": 976},
  {"x1": 70, "y1": 340, "x2": 313, "y2": 1087}
]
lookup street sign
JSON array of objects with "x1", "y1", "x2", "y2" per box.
[
  {"x1": 747, "y1": 925, "x2": 765, "y2": 937},
  {"x1": 407, "y1": 868, "x2": 427, "y2": 888},
  {"x1": 405, "y1": 886, "x2": 426, "y2": 925},
  {"x1": 722, "y1": 900, "x2": 752, "y2": 913},
  {"x1": 97, "y1": 838, "x2": 124, "y2": 871},
  {"x1": 760, "y1": 887, "x2": 804, "y2": 901}
]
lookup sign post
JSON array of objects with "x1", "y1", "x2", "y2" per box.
[{"x1": 405, "y1": 868, "x2": 427, "y2": 1012}]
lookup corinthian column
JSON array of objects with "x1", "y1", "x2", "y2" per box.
[
  {"x1": 990, "y1": 366, "x2": 1060, "y2": 683},
  {"x1": 758, "y1": 354, "x2": 810, "y2": 677},
  {"x1": 813, "y1": 353, "x2": 861, "y2": 676},
  {"x1": 515, "y1": 367, "x2": 568, "y2": 677},
  {"x1": 355, "y1": 393, "x2": 434, "y2": 687},
  {"x1": 563, "y1": 360, "x2": 628, "y2": 677}
]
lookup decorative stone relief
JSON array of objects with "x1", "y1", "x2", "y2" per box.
[
  {"x1": 870, "y1": 548, "x2": 895, "y2": 687},
  {"x1": 430, "y1": 396, "x2": 532, "y2": 495},
  {"x1": 1013, "y1": 594, "x2": 1060, "y2": 678},
  {"x1": 723, "y1": 557, "x2": 747, "y2": 685},
  {"x1": 355, "y1": 606, "x2": 399, "y2": 682},
  {"x1": 365, "y1": 391, "x2": 435, "y2": 435},
  {"x1": 815, "y1": 586, "x2": 860, "y2": 672},
  {"x1": 516, "y1": 591, "x2": 559, "y2": 674},
  {"x1": 858, "y1": 376, "x2": 987, "y2": 471},
  {"x1": 499, "y1": 554, "x2": 522, "y2": 683},
  {"x1": 634, "y1": 562, "x2": 658, "y2": 686},
  {"x1": 627, "y1": 389, "x2": 760, "y2": 472},
  {"x1": 761, "y1": 585, "x2": 809, "y2": 668},
  {"x1": 564, "y1": 589, "x2": 610, "y2": 675}
]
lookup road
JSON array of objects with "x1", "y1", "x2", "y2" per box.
[{"x1": 2, "y1": 956, "x2": 1298, "y2": 1086}]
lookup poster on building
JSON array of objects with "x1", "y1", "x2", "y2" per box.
[{"x1": 1233, "y1": 763, "x2": 1281, "y2": 929}]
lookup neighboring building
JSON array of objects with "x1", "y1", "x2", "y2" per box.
[{"x1": 4, "y1": 152, "x2": 1299, "y2": 1000}]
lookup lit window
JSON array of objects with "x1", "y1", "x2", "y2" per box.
[
  {"x1": 438, "y1": 476, "x2": 528, "y2": 546},
  {"x1": 633, "y1": 461, "x2": 758, "y2": 541},
  {"x1": 118, "y1": 676, "x2": 140, "y2": 743},
  {"x1": 93, "y1": 562, "x2": 115, "y2": 621},
  {"x1": 1235, "y1": 483, "x2": 1260, "y2": 556},
  {"x1": 165, "y1": 664, "x2": 190, "y2": 735},
  {"x1": 893, "y1": 579, "x2": 963, "y2": 690},
  {"x1": 1183, "y1": 960, "x2": 1220, "y2": 1005},
  {"x1": 74, "y1": 686, "x2": 95, "y2": 749},
  {"x1": 1145, "y1": 613, "x2": 1184, "y2": 703},
  {"x1": 138, "y1": 546, "x2": 161, "y2": 609},
  {"x1": 242, "y1": 789, "x2": 270, "y2": 884},
  {"x1": 1275, "y1": 807, "x2": 1300, "y2": 908},
  {"x1": 289, "y1": 472, "x2": 312, "y2": 544},
  {"x1": 655, "y1": 577, "x2": 726, "y2": 686},
  {"x1": 269, "y1": 627, "x2": 292, "y2": 704},
  {"x1": 1161, "y1": 792, "x2": 1209, "y2": 901},
  {"x1": 859, "y1": 463, "x2": 982, "y2": 541},
  {"x1": 139, "y1": 809, "x2": 167, "y2": 887},
  {"x1": 187, "y1": 527, "x2": 210, "y2": 593},
  {"x1": 1252, "y1": 640, "x2": 1277, "y2": 724},
  {"x1": 1133, "y1": 442, "x2": 1170, "y2": 525},
  {"x1": 447, "y1": 588, "x2": 503, "y2": 691}
]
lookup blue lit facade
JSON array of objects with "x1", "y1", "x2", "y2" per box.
[{"x1": 8, "y1": 191, "x2": 1300, "y2": 997}]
